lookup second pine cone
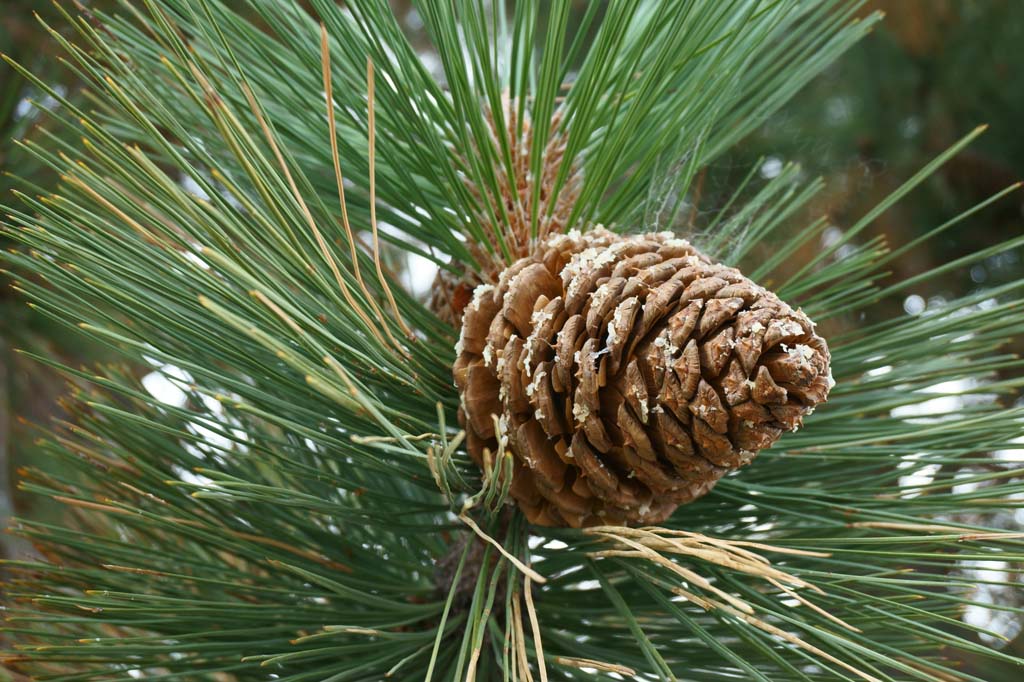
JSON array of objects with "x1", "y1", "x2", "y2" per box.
[{"x1": 453, "y1": 229, "x2": 832, "y2": 527}]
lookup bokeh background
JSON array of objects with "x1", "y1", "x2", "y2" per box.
[{"x1": 2, "y1": 1, "x2": 1022, "y2": 678}]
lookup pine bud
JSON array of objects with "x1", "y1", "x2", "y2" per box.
[
  {"x1": 453, "y1": 229, "x2": 833, "y2": 527},
  {"x1": 431, "y1": 99, "x2": 581, "y2": 326}
]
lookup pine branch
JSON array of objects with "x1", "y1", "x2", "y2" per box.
[{"x1": 2, "y1": 2, "x2": 1023, "y2": 680}]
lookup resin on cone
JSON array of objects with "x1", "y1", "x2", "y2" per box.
[{"x1": 453, "y1": 229, "x2": 833, "y2": 527}]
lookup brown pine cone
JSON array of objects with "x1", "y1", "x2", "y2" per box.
[{"x1": 453, "y1": 229, "x2": 833, "y2": 527}]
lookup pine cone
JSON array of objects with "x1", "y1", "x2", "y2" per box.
[{"x1": 453, "y1": 229, "x2": 833, "y2": 527}]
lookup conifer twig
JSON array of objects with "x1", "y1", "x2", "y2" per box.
[{"x1": 458, "y1": 513, "x2": 545, "y2": 584}]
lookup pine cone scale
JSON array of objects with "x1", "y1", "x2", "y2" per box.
[{"x1": 454, "y1": 228, "x2": 832, "y2": 527}]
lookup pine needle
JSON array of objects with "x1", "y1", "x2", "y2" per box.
[{"x1": 366, "y1": 57, "x2": 415, "y2": 345}]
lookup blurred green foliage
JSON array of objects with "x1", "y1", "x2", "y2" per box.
[
  {"x1": 1, "y1": 3, "x2": 115, "y2": 568},
  {"x1": 734, "y1": 0, "x2": 1023, "y2": 300}
]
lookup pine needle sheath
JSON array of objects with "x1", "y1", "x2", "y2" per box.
[{"x1": 2, "y1": 2, "x2": 1023, "y2": 681}]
